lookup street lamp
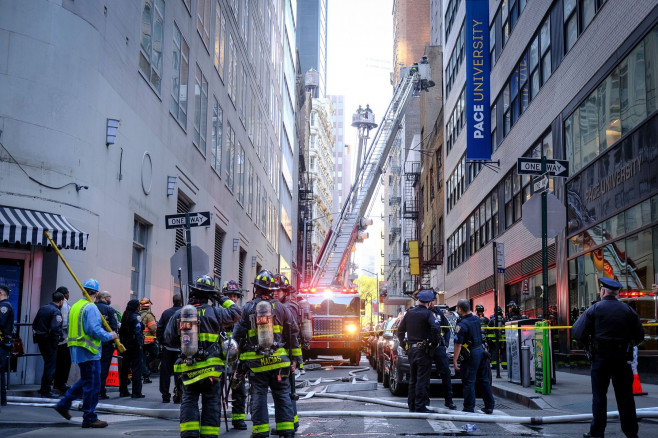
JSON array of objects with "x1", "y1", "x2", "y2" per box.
[
  {"x1": 360, "y1": 267, "x2": 379, "y2": 325},
  {"x1": 302, "y1": 212, "x2": 338, "y2": 283}
]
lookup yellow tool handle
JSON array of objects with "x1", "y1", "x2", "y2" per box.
[{"x1": 44, "y1": 231, "x2": 126, "y2": 353}]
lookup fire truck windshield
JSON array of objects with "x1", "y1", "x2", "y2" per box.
[{"x1": 306, "y1": 295, "x2": 360, "y2": 316}]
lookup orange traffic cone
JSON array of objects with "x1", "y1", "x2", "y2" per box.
[
  {"x1": 105, "y1": 350, "x2": 120, "y2": 387},
  {"x1": 631, "y1": 346, "x2": 647, "y2": 396}
]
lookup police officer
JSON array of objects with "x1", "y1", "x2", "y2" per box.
[
  {"x1": 430, "y1": 300, "x2": 456, "y2": 410},
  {"x1": 32, "y1": 291, "x2": 65, "y2": 397},
  {"x1": 232, "y1": 270, "x2": 300, "y2": 438},
  {"x1": 53, "y1": 286, "x2": 72, "y2": 392},
  {"x1": 572, "y1": 278, "x2": 644, "y2": 438},
  {"x1": 164, "y1": 275, "x2": 241, "y2": 438},
  {"x1": 157, "y1": 293, "x2": 183, "y2": 403},
  {"x1": 139, "y1": 298, "x2": 158, "y2": 384},
  {"x1": 95, "y1": 291, "x2": 118, "y2": 399},
  {"x1": 0, "y1": 285, "x2": 14, "y2": 407},
  {"x1": 487, "y1": 306, "x2": 506, "y2": 370},
  {"x1": 397, "y1": 290, "x2": 440, "y2": 413},
  {"x1": 453, "y1": 299, "x2": 495, "y2": 414},
  {"x1": 222, "y1": 280, "x2": 247, "y2": 430},
  {"x1": 119, "y1": 299, "x2": 145, "y2": 398}
]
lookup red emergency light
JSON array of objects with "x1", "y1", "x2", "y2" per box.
[{"x1": 619, "y1": 291, "x2": 652, "y2": 298}]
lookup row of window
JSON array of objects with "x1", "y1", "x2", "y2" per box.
[
  {"x1": 444, "y1": 0, "x2": 462, "y2": 41},
  {"x1": 445, "y1": 26, "x2": 464, "y2": 98},
  {"x1": 490, "y1": 0, "x2": 528, "y2": 69},
  {"x1": 564, "y1": 0, "x2": 607, "y2": 54},
  {"x1": 446, "y1": 88, "x2": 465, "y2": 153}
]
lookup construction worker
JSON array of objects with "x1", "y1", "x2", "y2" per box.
[
  {"x1": 157, "y1": 293, "x2": 183, "y2": 403},
  {"x1": 139, "y1": 298, "x2": 158, "y2": 384},
  {"x1": 222, "y1": 280, "x2": 247, "y2": 430},
  {"x1": 164, "y1": 275, "x2": 241, "y2": 438},
  {"x1": 232, "y1": 270, "x2": 301, "y2": 438}
]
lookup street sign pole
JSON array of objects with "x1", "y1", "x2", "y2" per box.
[
  {"x1": 185, "y1": 212, "x2": 193, "y2": 298},
  {"x1": 541, "y1": 156, "x2": 549, "y2": 321}
]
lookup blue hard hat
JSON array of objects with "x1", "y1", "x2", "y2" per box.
[
  {"x1": 599, "y1": 277, "x2": 623, "y2": 290},
  {"x1": 417, "y1": 290, "x2": 435, "y2": 303},
  {"x1": 83, "y1": 278, "x2": 99, "y2": 292}
]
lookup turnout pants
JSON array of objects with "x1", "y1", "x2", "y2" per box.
[
  {"x1": 407, "y1": 346, "x2": 432, "y2": 412},
  {"x1": 180, "y1": 378, "x2": 221, "y2": 438},
  {"x1": 231, "y1": 378, "x2": 247, "y2": 422},
  {"x1": 249, "y1": 368, "x2": 295, "y2": 437}
]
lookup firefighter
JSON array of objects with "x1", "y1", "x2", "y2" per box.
[
  {"x1": 487, "y1": 306, "x2": 506, "y2": 370},
  {"x1": 475, "y1": 304, "x2": 489, "y2": 352},
  {"x1": 222, "y1": 280, "x2": 247, "y2": 431},
  {"x1": 139, "y1": 298, "x2": 158, "y2": 384},
  {"x1": 164, "y1": 275, "x2": 241, "y2": 438},
  {"x1": 232, "y1": 270, "x2": 301, "y2": 438}
]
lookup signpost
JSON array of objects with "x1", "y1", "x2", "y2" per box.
[
  {"x1": 517, "y1": 158, "x2": 569, "y2": 177},
  {"x1": 165, "y1": 211, "x2": 211, "y2": 297}
]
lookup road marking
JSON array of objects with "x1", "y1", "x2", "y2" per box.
[
  {"x1": 492, "y1": 409, "x2": 539, "y2": 435},
  {"x1": 364, "y1": 417, "x2": 391, "y2": 433},
  {"x1": 427, "y1": 419, "x2": 460, "y2": 432}
]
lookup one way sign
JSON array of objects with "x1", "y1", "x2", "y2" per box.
[
  {"x1": 517, "y1": 157, "x2": 569, "y2": 178},
  {"x1": 165, "y1": 212, "x2": 211, "y2": 229}
]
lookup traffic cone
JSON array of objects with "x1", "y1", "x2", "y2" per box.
[
  {"x1": 105, "y1": 350, "x2": 120, "y2": 387},
  {"x1": 631, "y1": 346, "x2": 647, "y2": 396}
]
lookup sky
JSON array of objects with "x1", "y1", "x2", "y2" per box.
[{"x1": 326, "y1": 0, "x2": 394, "y2": 277}]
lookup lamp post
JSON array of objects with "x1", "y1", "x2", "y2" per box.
[
  {"x1": 360, "y1": 268, "x2": 379, "y2": 325},
  {"x1": 302, "y1": 212, "x2": 337, "y2": 284}
]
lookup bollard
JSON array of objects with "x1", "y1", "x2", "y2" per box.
[{"x1": 521, "y1": 346, "x2": 531, "y2": 388}]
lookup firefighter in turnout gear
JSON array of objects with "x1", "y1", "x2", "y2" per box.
[
  {"x1": 232, "y1": 270, "x2": 301, "y2": 438},
  {"x1": 164, "y1": 275, "x2": 241, "y2": 438},
  {"x1": 139, "y1": 298, "x2": 158, "y2": 384},
  {"x1": 475, "y1": 304, "x2": 490, "y2": 352},
  {"x1": 487, "y1": 306, "x2": 506, "y2": 369},
  {"x1": 222, "y1": 280, "x2": 248, "y2": 431}
]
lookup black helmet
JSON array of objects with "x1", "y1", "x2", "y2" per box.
[
  {"x1": 222, "y1": 280, "x2": 243, "y2": 297},
  {"x1": 495, "y1": 306, "x2": 503, "y2": 314},
  {"x1": 475, "y1": 304, "x2": 485, "y2": 313},
  {"x1": 274, "y1": 273, "x2": 293, "y2": 294},
  {"x1": 192, "y1": 275, "x2": 216, "y2": 291},
  {"x1": 254, "y1": 270, "x2": 279, "y2": 292},
  {"x1": 507, "y1": 300, "x2": 517, "y2": 308}
]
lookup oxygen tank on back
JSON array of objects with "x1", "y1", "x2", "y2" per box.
[
  {"x1": 179, "y1": 304, "x2": 199, "y2": 358},
  {"x1": 255, "y1": 300, "x2": 274, "y2": 353},
  {"x1": 298, "y1": 298, "x2": 313, "y2": 342}
]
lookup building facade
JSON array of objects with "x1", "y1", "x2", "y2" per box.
[
  {"x1": 0, "y1": 0, "x2": 291, "y2": 384},
  {"x1": 296, "y1": 0, "x2": 328, "y2": 98}
]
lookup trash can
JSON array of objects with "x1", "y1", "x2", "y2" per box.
[{"x1": 521, "y1": 345, "x2": 531, "y2": 388}]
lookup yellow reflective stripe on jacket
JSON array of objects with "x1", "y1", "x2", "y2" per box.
[
  {"x1": 291, "y1": 348, "x2": 302, "y2": 357},
  {"x1": 222, "y1": 299, "x2": 235, "y2": 309},
  {"x1": 174, "y1": 356, "x2": 225, "y2": 373},
  {"x1": 253, "y1": 424, "x2": 270, "y2": 433},
  {"x1": 239, "y1": 347, "x2": 288, "y2": 361},
  {"x1": 200, "y1": 425, "x2": 220, "y2": 435},
  {"x1": 67, "y1": 300, "x2": 101, "y2": 354},
  {"x1": 276, "y1": 421, "x2": 295, "y2": 431},
  {"x1": 249, "y1": 360, "x2": 291, "y2": 373},
  {"x1": 180, "y1": 421, "x2": 199, "y2": 431},
  {"x1": 247, "y1": 325, "x2": 283, "y2": 337},
  {"x1": 198, "y1": 332, "x2": 219, "y2": 342}
]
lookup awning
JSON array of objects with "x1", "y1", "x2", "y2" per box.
[{"x1": 0, "y1": 206, "x2": 88, "y2": 250}]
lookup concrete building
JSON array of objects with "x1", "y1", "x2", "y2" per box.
[
  {"x1": 328, "y1": 95, "x2": 352, "y2": 215},
  {"x1": 440, "y1": 0, "x2": 658, "y2": 380},
  {"x1": 296, "y1": 0, "x2": 328, "y2": 98},
  {"x1": 0, "y1": 0, "x2": 291, "y2": 384}
]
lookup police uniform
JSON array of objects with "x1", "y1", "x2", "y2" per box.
[
  {"x1": 96, "y1": 300, "x2": 118, "y2": 399},
  {"x1": 430, "y1": 306, "x2": 456, "y2": 409},
  {"x1": 232, "y1": 270, "x2": 300, "y2": 438},
  {"x1": 157, "y1": 300, "x2": 183, "y2": 403},
  {"x1": 397, "y1": 290, "x2": 440, "y2": 413},
  {"x1": 32, "y1": 301, "x2": 64, "y2": 396},
  {"x1": 454, "y1": 311, "x2": 495, "y2": 413},
  {"x1": 572, "y1": 278, "x2": 644, "y2": 438},
  {"x1": 164, "y1": 276, "x2": 241, "y2": 438},
  {"x1": 119, "y1": 300, "x2": 145, "y2": 397},
  {"x1": 0, "y1": 295, "x2": 15, "y2": 406}
]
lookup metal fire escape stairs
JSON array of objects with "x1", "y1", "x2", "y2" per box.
[
  {"x1": 311, "y1": 74, "x2": 417, "y2": 288},
  {"x1": 403, "y1": 161, "x2": 421, "y2": 292}
]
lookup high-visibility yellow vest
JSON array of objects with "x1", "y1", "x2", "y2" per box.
[{"x1": 67, "y1": 300, "x2": 101, "y2": 354}]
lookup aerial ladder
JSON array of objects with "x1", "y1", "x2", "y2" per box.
[{"x1": 310, "y1": 61, "x2": 432, "y2": 288}]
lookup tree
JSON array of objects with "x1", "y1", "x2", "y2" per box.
[{"x1": 354, "y1": 275, "x2": 377, "y2": 329}]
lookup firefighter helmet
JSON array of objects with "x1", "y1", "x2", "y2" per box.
[
  {"x1": 192, "y1": 275, "x2": 216, "y2": 291},
  {"x1": 253, "y1": 270, "x2": 279, "y2": 292},
  {"x1": 139, "y1": 297, "x2": 152, "y2": 308},
  {"x1": 275, "y1": 274, "x2": 293, "y2": 293},
  {"x1": 475, "y1": 304, "x2": 485, "y2": 314},
  {"x1": 222, "y1": 280, "x2": 243, "y2": 298}
]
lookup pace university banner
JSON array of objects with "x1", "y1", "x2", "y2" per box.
[{"x1": 465, "y1": 0, "x2": 491, "y2": 161}]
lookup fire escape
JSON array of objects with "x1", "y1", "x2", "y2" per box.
[{"x1": 403, "y1": 161, "x2": 420, "y2": 293}]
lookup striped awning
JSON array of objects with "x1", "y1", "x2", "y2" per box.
[{"x1": 0, "y1": 206, "x2": 88, "y2": 250}]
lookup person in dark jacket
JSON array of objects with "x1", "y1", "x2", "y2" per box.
[
  {"x1": 33, "y1": 291, "x2": 65, "y2": 397},
  {"x1": 118, "y1": 299, "x2": 144, "y2": 398},
  {"x1": 95, "y1": 291, "x2": 118, "y2": 399},
  {"x1": 0, "y1": 285, "x2": 15, "y2": 407},
  {"x1": 572, "y1": 278, "x2": 645, "y2": 438},
  {"x1": 430, "y1": 301, "x2": 456, "y2": 410},
  {"x1": 157, "y1": 293, "x2": 182, "y2": 403},
  {"x1": 53, "y1": 286, "x2": 72, "y2": 392}
]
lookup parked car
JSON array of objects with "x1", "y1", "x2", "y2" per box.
[
  {"x1": 374, "y1": 317, "x2": 397, "y2": 383},
  {"x1": 365, "y1": 321, "x2": 384, "y2": 367},
  {"x1": 384, "y1": 308, "x2": 461, "y2": 397}
]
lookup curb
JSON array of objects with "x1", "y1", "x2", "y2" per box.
[{"x1": 492, "y1": 385, "x2": 547, "y2": 410}]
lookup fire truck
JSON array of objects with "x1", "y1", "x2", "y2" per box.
[{"x1": 298, "y1": 286, "x2": 361, "y2": 365}]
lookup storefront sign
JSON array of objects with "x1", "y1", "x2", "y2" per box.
[
  {"x1": 465, "y1": 0, "x2": 491, "y2": 161},
  {"x1": 585, "y1": 156, "x2": 642, "y2": 203}
]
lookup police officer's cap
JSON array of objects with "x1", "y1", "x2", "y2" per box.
[
  {"x1": 599, "y1": 277, "x2": 623, "y2": 291},
  {"x1": 417, "y1": 290, "x2": 435, "y2": 303}
]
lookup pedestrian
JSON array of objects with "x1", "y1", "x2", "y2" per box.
[
  {"x1": 164, "y1": 275, "x2": 241, "y2": 438},
  {"x1": 53, "y1": 279, "x2": 118, "y2": 428},
  {"x1": 118, "y1": 299, "x2": 145, "y2": 398},
  {"x1": 397, "y1": 289, "x2": 440, "y2": 413},
  {"x1": 0, "y1": 284, "x2": 15, "y2": 407},
  {"x1": 232, "y1": 270, "x2": 300, "y2": 438},
  {"x1": 572, "y1": 277, "x2": 645, "y2": 438},
  {"x1": 222, "y1": 280, "x2": 248, "y2": 430},
  {"x1": 506, "y1": 301, "x2": 524, "y2": 321},
  {"x1": 53, "y1": 286, "x2": 72, "y2": 392},
  {"x1": 95, "y1": 291, "x2": 118, "y2": 399},
  {"x1": 32, "y1": 291, "x2": 65, "y2": 397},
  {"x1": 430, "y1": 301, "x2": 456, "y2": 410},
  {"x1": 139, "y1": 297, "x2": 158, "y2": 384},
  {"x1": 453, "y1": 299, "x2": 495, "y2": 414},
  {"x1": 157, "y1": 293, "x2": 183, "y2": 404}
]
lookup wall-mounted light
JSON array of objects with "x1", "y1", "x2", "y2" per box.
[
  {"x1": 106, "y1": 118, "x2": 120, "y2": 146},
  {"x1": 233, "y1": 238, "x2": 239, "y2": 251},
  {"x1": 252, "y1": 256, "x2": 257, "y2": 267},
  {"x1": 167, "y1": 176, "x2": 177, "y2": 196}
]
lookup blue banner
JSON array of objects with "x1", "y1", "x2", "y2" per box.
[{"x1": 465, "y1": 0, "x2": 491, "y2": 161}]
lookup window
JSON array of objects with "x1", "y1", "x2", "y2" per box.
[
  {"x1": 565, "y1": 0, "x2": 606, "y2": 53},
  {"x1": 211, "y1": 96, "x2": 223, "y2": 174},
  {"x1": 197, "y1": 0, "x2": 211, "y2": 48},
  {"x1": 214, "y1": 1, "x2": 225, "y2": 79},
  {"x1": 193, "y1": 65, "x2": 208, "y2": 154},
  {"x1": 171, "y1": 24, "x2": 189, "y2": 128},
  {"x1": 446, "y1": 88, "x2": 465, "y2": 153},
  {"x1": 444, "y1": 0, "x2": 462, "y2": 40},
  {"x1": 236, "y1": 143, "x2": 245, "y2": 204},
  {"x1": 139, "y1": 0, "x2": 164, "y2": 93},
  {"x1": 225, "y1": 124, "x2": 235, "y2": 191},
  {"x1": 255, "y1": 176, "x2": 261, "y2": 228},
  {"x1": 214, "y1": 227, "x2": 225, "y2": 283},
  {"x1": 247, "y1": 161, "x2": 254, "y2": 217},
  {"x1": 131, "y1": 218, "x2": 150, "y2": 298},
  {"x1": 490, "y1": 23, "x2": 496, "y2": 69},
  {"x1": 445, "y1": 26, "x2": 465, "y2": 97},
  {"x1": 227, "y1": 33, "x2": 237, "y2": 103},
  {"x1": 540, "y1": 17, "x2": 551, "y2": 85}
]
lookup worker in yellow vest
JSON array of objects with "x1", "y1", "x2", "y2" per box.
[{"x1": 139, "y1": 298, "x2": 158, "y2": 384}]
